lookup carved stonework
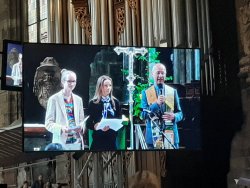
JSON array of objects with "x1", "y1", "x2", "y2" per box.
[
  {"x1": 238, "y1": 1, "x2": 250, "y2": 90},
  {"x1": 128, "y1": 0, "x2": 137, "y2": 10},
  {"x1": 160, "y1": 152, "x2": 167, "y2": 177},
  {"x1": 114, "y1": 0, "x2": 125, "y2": 44},
  {"x1": 83, "y1": 16, "x2": 92, "y2": 43},
  {"x1": 72, "y1": 1, "x2": 92, "y2": 44},
  {"x1": 116, "y1": 7, "x2": 125, "y2": 43},
  {"x1": 33, "y1": 57, "x2": 61, "y2": 109},
  {"x1": 238, "y1": 55, "x2": 250, "y2": 89},
  {"x1": 228, "y1": 2, "x2": 250, "y2": 187},
  {"x1": 56, "y1": 154, "x2": 71, "y2": 185},
  {"x1": 75, "y1": 7, "x2": 88, "y2": 18},
  {"x1": 123, "y1": 151, "x2": 133, "y2": 170},
  {"x1": 239, "y1": 1, "x2": 250, "y2": 55}
]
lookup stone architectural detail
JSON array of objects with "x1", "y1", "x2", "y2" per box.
[
  {"x1": 238, "y1": 55, "x2": 250, "y2": 88},
  {"x1": 56, "y1": 154, "x2": 71, "y2": 185},
  {"x1": 74, "y1": 7, "x2": 92, "y2": 44},
  {"x1": 228, "y1": 1, "x2": 250, "y2": 187},
  {"x1": 239, "y1": 1, "x2": 250, "y2": 56},
  {"x1": 33, "y1": 57, "x2": 61, "y2": 109},
  {"x1": 115, "y1": 7, "x2": 125, "y2": 43},
  {"x1": 17, "y1": 163, "x2": 27, "y2": 187},
  {"x1": 114, "y1": 0, "x2": 126, "y2": 44},
  {"x1": 0, "y1": 0, "x2": 22, "y2": 129},
  {"x1": 128, "y1": 0, "x2": 137, "y2": 10},
  {"x1": 72, "y1": 0, "x2": 92, "y2": 44},
  {"x1": 0, "y1": 168, "x2": 3, "y2": 184},
  {"x1": 160, "y1": 152, "x2": 167, "y2": 177},
  {"x1": 238, "y1": 0, "x2": 250, "y2": 89}
]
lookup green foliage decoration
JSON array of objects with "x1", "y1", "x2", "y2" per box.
[{"x1": 121, "y1": 48, "x2": 162, "y2": 122}]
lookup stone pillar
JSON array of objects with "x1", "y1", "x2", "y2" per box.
[
  {"x1": 0, "y1": 0, "x2": 23, "y2": 128},
  {"x1": 228, "y1": 1, "x2": 250, "y2": 187},
  {"x1": 228, "y1": 56, "x2": 250, "y2": 188},
  {"x1": 17, "y1": 163, "x2": 27, "y2": 187},
  {"x1": 0, "y1": 167, "x2": 4, "y2": 184}
]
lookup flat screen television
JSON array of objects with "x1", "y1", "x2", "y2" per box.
[
  {"x1": 1, "y1": 40, "x2": 23, "y2": 91},
  {"x1": 22, "y1": 42, "x2": 201, "y2": 152}
]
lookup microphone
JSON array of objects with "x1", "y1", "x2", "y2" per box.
[
  {"x1": 158, "y1": 84, "x2": 164, "y2": 115},
  {"x1": 158, "y1": 83, "x2": 163, "y2": 95},
  {"x1": 141, "y1": 108, "x2": 158, "y2": 117},
  {"x1": 142, "y1": 109, "x2": 153, "y2": 114},
  {"x1": 143, "y1": 109, "x2": 160, "y2": 121}
]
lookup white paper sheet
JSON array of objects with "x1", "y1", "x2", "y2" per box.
[{"x1": 96, "y1": 118, "x2": 123, "y2": 131}]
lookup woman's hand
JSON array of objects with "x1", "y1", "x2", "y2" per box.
[
  {"x1": 102, "y1": 126, "x2": 110, "y2": 132},
  {"x1": 71, "y1": 126, "x2": 82, "y2": 133},
  {"x1": 94, "y1": 123, "x2": 110, "y2": 131},
  {"x1": 94, "y1": 123, "x2": 99, "y2": 130},
  {"x1": 62, "y1": 126, "x2": 70, "y2": 133},
  {"x1": 62, "y1": 126, "x2": 82, "y2": 133}
]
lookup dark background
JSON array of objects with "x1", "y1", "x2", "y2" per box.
[
  {"x1": 23, "y1": 43, "x2": 98, "y2": 123},
  {"x1": 164, "y1": 0, "x2": 243, "y2": 188}
]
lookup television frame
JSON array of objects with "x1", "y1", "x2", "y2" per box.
[
  {"x1": 1, "y1": 39, "x2": 23, "y2": 91},
  {"x1": 22, "y1": 42, "x2": 201, "y2": 152}
]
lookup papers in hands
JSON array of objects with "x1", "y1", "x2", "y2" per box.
[
  {"x1": 81, "y1": 116, "x2": 89, "y2": 129},
  {"x1": 96, "y1": 118, "x2": 123, "y2": 131}
]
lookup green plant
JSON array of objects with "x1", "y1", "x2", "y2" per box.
[
  {"x1": 133, "y1": 81, "x2": 149, "y2": 119},
  {"x1": 121, "y1": 48, "x2": 161, "y2": 122},
  {"x1": 120, "y1": 48, "x2": 175, "y2": 122}
]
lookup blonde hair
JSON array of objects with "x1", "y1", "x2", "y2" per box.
[
  {"x1": 92, "y1": 75, "x2": 116, "y2": 109},
  {"x1": 128, "y1": 170, "x2": 160, "y2": 188},
  {"x1": 60, "y1": 69, "x2": 76, "y2": 87}
]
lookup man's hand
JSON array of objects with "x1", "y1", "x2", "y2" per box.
[
  {"x1": 157, "y1": 95, "x2": 166, "y2": 105},
  {"x1": 162, "y1": 112, "x2": 175, "y2": 121}
]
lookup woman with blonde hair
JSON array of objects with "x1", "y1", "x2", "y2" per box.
[
  {"x1": 45, "y1": 69, "x2": 85, "y2": 150},
  {"x1": 86, "y1": 75, "x2": 121, "y2": 150}
]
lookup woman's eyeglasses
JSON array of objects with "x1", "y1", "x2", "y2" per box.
[{"x1": 66, "y1": 80, "x2": 76, "y2": 83}]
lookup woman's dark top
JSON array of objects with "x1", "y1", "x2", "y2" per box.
[{"x1": 86, "y1": 97, "x2": 121, "y2": 151}]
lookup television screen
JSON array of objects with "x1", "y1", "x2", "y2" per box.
[
  {"x1": 1, "y1": 40, "x2": 23, "y2": 91},
  {"x1": 22, "y1": 43, "x2": 201, "y2": 152}
]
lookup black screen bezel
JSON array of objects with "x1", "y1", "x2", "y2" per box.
[{"x1": 1, "y1": 39, "x2": 23, "y2": 91}]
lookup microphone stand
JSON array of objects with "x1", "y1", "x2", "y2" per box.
[{"x1": 148, "y1": 112, "x2": 176, "y2": 149}]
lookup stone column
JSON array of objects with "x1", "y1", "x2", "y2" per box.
[
  {"x1": 0, "y1": 168, "x2": 4, "y2": 184},
  {"x1": 228, "y1": 1, "x2": 250, "y2": 187},
  {"x1": 228, "y1": 56, "x2": 250, "y2": 188},
  {"x1": 17, "y1": 163, "x2": 27, "y2": 188}
]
